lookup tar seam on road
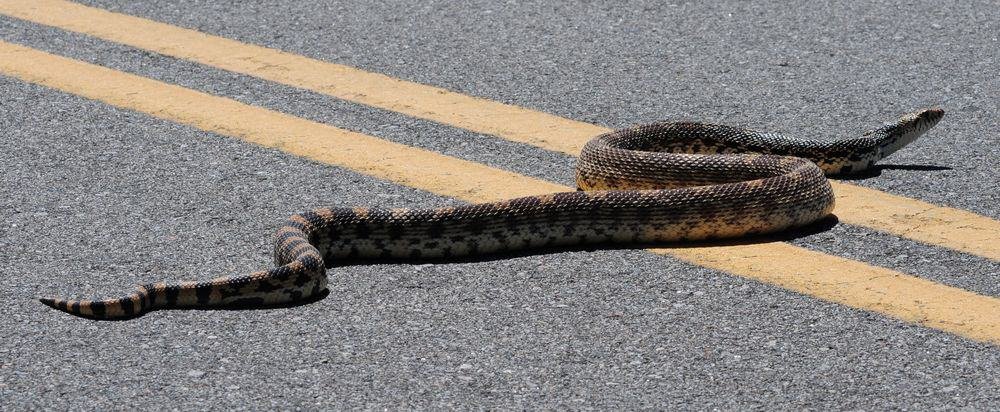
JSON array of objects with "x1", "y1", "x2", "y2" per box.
[
  {"x1": 1, "y1": 0, "x2": 996, "y2": 261},
  {"x1": 1, "y1": 41, "x2": 998, "y2": 343}
]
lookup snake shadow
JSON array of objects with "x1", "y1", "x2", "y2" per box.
[
  {"x1": 138, "y1": 163, "x2": 951, "y2": 316},
  {"x1": 179, "y1": 215, "x2": 845, "y2": 317},
  {"x1": 334, "y1": 215, "x2": 842, "y2": 266},
  {"x1": 172, "y1": 216, "x2": 842, "y2": 316},
  {"x1": 239, "y1": 164, "x2": 955, "y2": 313},
  {"x1": 836, "y1": 164, "x2": 952, "y2": 180}
]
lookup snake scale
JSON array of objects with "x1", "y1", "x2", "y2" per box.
[{"x1": 41, "y1": 108, "x2": 944, "y2": 320}]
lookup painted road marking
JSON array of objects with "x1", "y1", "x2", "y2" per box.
[
  {"x1": 1, "y1": 41, "x2": 997, "y2": 343},
  {"x1": 1, "y1": 0, "x2": 995, "y2": 261}
]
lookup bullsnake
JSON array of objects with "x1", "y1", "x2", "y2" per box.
[{"x1": 41, "y1": 108, "x2": 944, "y2": 319}]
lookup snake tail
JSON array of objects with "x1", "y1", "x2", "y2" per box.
[
  {"x1": 39, "y1": 217, "x2": 327, "y2": 320},
  {"x1": 39, "y1": 289, "x2": 151, "y2": 320}
]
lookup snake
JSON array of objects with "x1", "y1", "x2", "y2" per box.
[{"x1": 40, "y1": 108, "x2": 944, "y2": 320}]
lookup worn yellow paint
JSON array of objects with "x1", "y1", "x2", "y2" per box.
[
  {"x1": 665, "y1": 243, "x2": 1000, "y2": 342},
  {"x1": 3, "y1": 0, "x2": 994, "y2": 261},
  {"x1": 832, "y1": 184, "x2": 999, "y2": 260},
  {"x1": 1, "y1": 41, "x2": 998, "y2": 344}
]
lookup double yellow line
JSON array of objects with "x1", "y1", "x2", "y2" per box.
[{"x1": 3, "y1": 0, "x2": 998, "y2": 342}]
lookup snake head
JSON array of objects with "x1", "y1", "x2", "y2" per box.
[
  {"x1": 867, "y1": 108, "x2": 945, "y2": 160},
  {"x1": 901, "y1": 107, "x2": 945, "y2": 132}
]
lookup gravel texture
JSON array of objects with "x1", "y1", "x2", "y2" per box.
[{"x1": 1, "y1": 0, "x2": 998, "y2": 409}]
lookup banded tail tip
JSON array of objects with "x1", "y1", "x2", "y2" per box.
[
  {"x1": 39, "y1": 297, "x2": 62, "y2": 310},
  {"x1": 38, "y1": 296, "x2": 95, "y2": 319},
  {"x1": 39, "y1": 294, "x2": 148, "y2": 320}
]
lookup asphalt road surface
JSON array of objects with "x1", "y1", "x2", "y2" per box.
[{"x1": 1, "y1": 0, "x2": 998, "y2": 409}]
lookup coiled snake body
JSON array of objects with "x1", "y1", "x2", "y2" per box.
[{"x1": 41, "y1": 109, "x2": 944, "y2": 319}]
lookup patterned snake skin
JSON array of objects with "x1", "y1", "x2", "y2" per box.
[{"x1": 40, "y1": 108, "x2": 944, "y2": 320}]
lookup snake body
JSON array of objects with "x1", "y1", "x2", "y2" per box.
[{"x1": 41, "y1": 108, "x2": 944, "y2": 320}]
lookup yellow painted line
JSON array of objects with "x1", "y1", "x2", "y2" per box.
[
  {"x1": 0, "y1": 0, "x2": 601, "y2": 155},
  {"x1": 0, "y1": 42, "x2": 565, "y2": 202},
  {"x1": 664, "y1": 242, "x2": 1000, "y2": 342},
  {"x1": 3, "y1": 0, "x2": 995, "y2": 261},
  {"x1": 2, "y1": 42, "x2": 998, "y2": 344},
  {"x1": 832, "y1": 184, "x2": 999, "y2": 260}
]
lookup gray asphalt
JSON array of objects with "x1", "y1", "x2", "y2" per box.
[{"x1": 1, "y1": 0, "x2": 998, "y2": 409}]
